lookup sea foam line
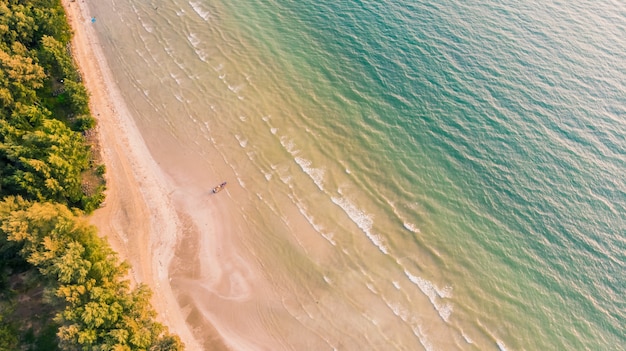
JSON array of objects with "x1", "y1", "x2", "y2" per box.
[
  {"x1": 277, "y1": 135, "x2": 326, "y2": 191},
  {"x1": 330, "y1": 196, "x2": 389, "y2": 254},
  {"x1": 189, "y1": 1, "x2": 211, "y2": 21},
  {"x1": 403, "y1": 269, "x2": 453, "y2": 322},
  {"x1": 234, "y1": 134, "x2": 248, "y2": 148},
  {"x1": 496, "y1": 340, "x2": 510, "y2": 351},
  {"x1": 383, "y1": 196, "x2": 422, "y2": 235},
  {"x1": 186, "y1": 32, "x2": 209, "y2": 61},
  {"x1": 294, "y1": 157, "x2": 325, "y2": 191}
]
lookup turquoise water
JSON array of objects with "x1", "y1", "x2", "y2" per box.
[{"x1": 88, "y1": 0, "x2": 624, "y2": 349}]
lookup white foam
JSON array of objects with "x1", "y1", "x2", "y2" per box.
[
  {"x1": 196, "y1": 49, "x2": 208, "y2": 62},
  {"x1": 496, "y1": 340, "x2": 510, "y2": 351},
  {"x1": 294, "y1": 157, "x2": 325, "y2": 191},
  {"x1": 282, "y1": 138, "x2": 300, "y2": 156},
  {"x1": 323, "y1": 275, "x2": 332, "y2": 284},
  {"x1": 392, "y1": 280, "x2": 401, "y2": 289},
  {"x1": 234, "y1": 134, "x2": 247, "y2": 148},
  {"x1": 187, "y1": 32, "x2": 200, "y2": 47},
  {"x1": 228, "y1": 84, "x2": 244, "y2": 94},
  {"x1": 172, "y1": 59, "x2": 186, "y2": 73},
  {"x1": 140, "y1": 19, "x2": 153, "y2": 33},
  {"x1": 403, "y1": 269, "x2": 453, "y2": 322},
  {"x1": 366, "y1": 314, "x2": 379, "y2": 327},
  {"x1": 189, "y1": 1, "x2": 211, "y2": 21},
  {"x1": 330, "y1": 196, "x2": 388, "y2": 254},
  {"x1": 436, "y1": 302, "x2": 452, "y2": 322},
  {"x1": 321, "y1": 232, "x2": 336, "y2": 246},
  {"x1": 439, "y1": 285, "x2": 452, "y2": 299},
  {"x1": 134, "y1": 48, "x2": 150, "y2": 66},
  {"x1": 279, "y1": 136, "x2": 297, "y2": 154},
  {"x1": 185, "y1": 32, "x2": 209, "y2": 62},
  {"x1": 461, "y1": 330, "x2": 474, "y2": 344},
  {"x1": 270, "y1": 127, "x2": 278, "y2": 134},
  {"x1": 164, "y1": 45, "x2": 173, "y2": 56},
  {"x1": 279, "y1": 174, "x2": 292, "y2": 185},
  {"x1": 365, "y1": 282, "x2": 378, "y2": 294},
  {"x1": 388, "y1": 301, "x2": 410, "y2": 322},
  {"x1": 277, "y1": 136, "x2": 326, "y2": 191},
  {"x1": 403, "y1": 222, "x2": 421, "y2": 233},
  {"x1": 412, "y1": 324, "x2": 435, "y2": 351},
  {"x1": 382, "y1": 296, "x2": 433, "y2": 350},
  {"x1": 381, "y1": 293, "x2": 438, "y2": 351},
  {"x1": 262, "y1": 171, "x2": 272, "y2": 181},
  {"x1": 169, "y1": 72, "x2": 182, "y2": 85}
]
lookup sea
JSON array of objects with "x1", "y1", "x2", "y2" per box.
[{"x1": 84, "y1": 0, "x2": 625, "y2": 349}]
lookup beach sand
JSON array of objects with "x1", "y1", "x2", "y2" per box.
[{"x1": 61, "y1": 1, "x2": 231, "y2": 349}]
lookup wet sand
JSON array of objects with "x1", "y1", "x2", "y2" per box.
[{"x1": 61, "y1": 1, "x2": 232, "y2": 349}]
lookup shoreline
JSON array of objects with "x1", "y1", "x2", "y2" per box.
[{"x1": 60, "y1": 1, "x2": 214, "y2": 349}]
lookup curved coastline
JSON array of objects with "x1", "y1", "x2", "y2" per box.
[
  {"x1": 58, "y1": 0, "x2": 626, "y2": 349},
  {"x1": 60, "y1": 1, "x2": 222, "y2": 349}
]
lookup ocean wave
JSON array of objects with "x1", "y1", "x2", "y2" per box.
[
  {"x1": 330, "y1": 196, "x2": 388, "y2": 254},
  {"x1": 403, "y1": 269, "x2": 452, "y2": 322},
  {"x1": 189, "y1": 1, "x2": 211, "y2": 21},
  {"x1": 234, "y1": 134, "x2": 248, "y2": 148},
  {"x1": 294, "y1": 157, "x2": 325, "y2": 191}
]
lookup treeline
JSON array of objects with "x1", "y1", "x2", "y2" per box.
[{"x1": 0, "y1": 0, "x2": 183, "y2": 350}]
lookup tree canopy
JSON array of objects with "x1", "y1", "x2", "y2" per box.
[
  {"x1": 0, "y1": 0, "x2": 184, "y2": 349},
  {"x1": 0, "y1": 197, "x2": 183, "y2": 350}
]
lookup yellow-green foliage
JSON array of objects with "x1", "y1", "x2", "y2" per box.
[
  {"x1": 0, "y1": 0, "x2": 101, "y2": 210},
  {"x1": 0, "y1": 197, "x2": 184, "y2": 350},
  {"x1": 0, "y1": 0, "x2": 184, "y2": 349},
  {"x1": 1, "y1": 118, "x2": 91, "y2": 203}
]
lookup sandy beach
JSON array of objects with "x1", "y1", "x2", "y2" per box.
[
  {"x1": 54, "y1": 1, "x2": 626, "y2": 350},
  {"x1": 59, "y1": 1, "x2": 480, "y2": 350},
  {"x1": 61, "y1": 1, "x2": 228, "y2": 349}
]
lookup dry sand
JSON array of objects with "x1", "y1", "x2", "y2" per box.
[{"x1": 61, "y1": 1, "x2": 230, "y2": 349}]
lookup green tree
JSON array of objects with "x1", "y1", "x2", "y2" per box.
[
  {"x1": 0, "y1": 311, "x2": 19, "y2": 351},
  {"x1": 0, "y1": 1, "x2": 182, "y2": 349},
  {"x1": 62, "y1": 79, "x2": 89, "y2": 115},
  {"x1": 0, "y1": 46, "x2": 45, "y2": 107},
  {"x1": 31, "y1": 0, "x2": 71, "y2": 44},
  {"x1": 0, "y1": 118, "x2": 91, "y2": 205},
  {"x1": 0, "y1": 197, "x2": 184, "y2": 350},
  {"x1": 5, "y1": 3, "x2": 38, "y2": 47},
  {"x1": 40, "y1": 35, "x2": 77, "y2": 81}
]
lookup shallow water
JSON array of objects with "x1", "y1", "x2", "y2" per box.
[{"x1": 86, "y1": 0, "x2": 625, "y2": 349}]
